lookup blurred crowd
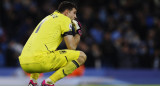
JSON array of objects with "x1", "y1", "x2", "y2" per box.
[{"x1": 1, "y1": 0, "x2": 160, "y2": 69}]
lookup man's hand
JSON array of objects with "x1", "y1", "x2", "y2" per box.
[{"x1": 72, "y1": 20, "x2": 82, "y2": 36}]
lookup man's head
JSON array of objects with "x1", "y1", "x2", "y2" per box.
[{"x1": 58, "y1": 1, "x2": 77, "y2": 20}]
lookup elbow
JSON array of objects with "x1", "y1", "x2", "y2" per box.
[
  {"x1": 68, "y1": 46, "x2": 76, "y2": 50},
  {"x1": 68, "y1": 44, "x2": 77, "y2": 50}
]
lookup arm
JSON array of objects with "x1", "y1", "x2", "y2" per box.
[
  {"x1": 64, "y1": 34, "x2": 80, "y2": 50},
  {"x1": 63, "y1": 19, "x2": 82, "y2": 50}
]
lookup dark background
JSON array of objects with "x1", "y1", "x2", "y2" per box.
[{"x1": 1, "y1": 0, "x2": 160, "y2": 70}]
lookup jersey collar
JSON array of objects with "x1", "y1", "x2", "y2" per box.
[{"x1": 53, "y1": 10, "x2": 71, "y2": 20}]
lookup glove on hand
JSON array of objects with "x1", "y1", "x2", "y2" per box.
[{"x1": 72, "y1": 20, "x2": 82, "y2": 36}]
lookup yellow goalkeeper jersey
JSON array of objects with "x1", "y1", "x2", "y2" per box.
[{"x1": 20, "y1": 11, "x2": 72, "y2": 57}]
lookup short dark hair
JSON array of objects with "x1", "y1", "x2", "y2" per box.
[{"x1": 58, "y1": 1, "x2": 77, "y2": 13}]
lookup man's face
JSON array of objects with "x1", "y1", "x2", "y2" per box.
[{"x1": 67, "y1": 8, "x2": 77, "y2": 20}]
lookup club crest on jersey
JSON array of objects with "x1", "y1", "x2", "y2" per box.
[{"x1": 69, "y1": 23, "x2": 72, "y2": 31}]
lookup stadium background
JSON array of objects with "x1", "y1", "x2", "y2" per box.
[{"x1": 0, "y1": 0, "x2": 160, "y2": 86}]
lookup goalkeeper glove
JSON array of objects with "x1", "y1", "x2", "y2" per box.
[{"x1": 72, "y1": 20, "x2": 82, "y2": 36}]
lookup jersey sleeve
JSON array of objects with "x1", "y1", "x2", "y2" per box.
[{"x1": 61, "y1": 19, "x2": 73, "y2": 37}]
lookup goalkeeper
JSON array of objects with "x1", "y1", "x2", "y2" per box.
[{"x1": 19, "y1": 1, "x2": 86, "y2": 86}]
